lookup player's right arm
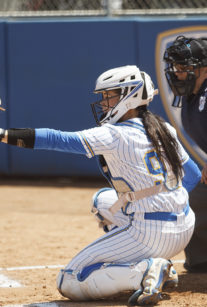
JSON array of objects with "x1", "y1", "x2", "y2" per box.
[
  {"x1": 0, "y1": 128, "x2": 88, "y2": 155},
  {"x1": 0, "y1": 125, "x2": 117, "y2": 158}
]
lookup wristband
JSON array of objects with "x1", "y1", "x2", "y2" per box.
[{"x1": 8, "y1": 128, "x2": 35, "y2": 148}]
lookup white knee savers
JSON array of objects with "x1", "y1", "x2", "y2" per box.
[
  {"x1": 91, "y1": 188, "x2": 130, "y2": 232},
  {"x1": 56, "y1": 260, "x2": 148, "y2": 301}
]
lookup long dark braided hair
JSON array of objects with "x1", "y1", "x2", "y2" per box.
[{"x1": 137, "y1": 105, "x2": 183, "y2": 180}]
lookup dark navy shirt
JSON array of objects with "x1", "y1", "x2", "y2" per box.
[{"x1": 181, "y1": 79, "x2": 207, "y2": 154}]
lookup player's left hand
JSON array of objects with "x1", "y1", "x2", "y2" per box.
[{"x1": 201, "y1": 163, "x2": 207, "y2": 184}]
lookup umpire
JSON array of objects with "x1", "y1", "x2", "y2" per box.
[{"x1": 163, "y1": 35, "x2": 207, "y2": 273}]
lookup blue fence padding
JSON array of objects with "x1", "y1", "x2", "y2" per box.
[
  {"x1": 0, "y1": 22, "x2": 9, "y2": 173},
  {"x1": 5, "y1": 19, "x2": 138, "y2": 176},
  {"x1": 0, "y1": 17, "x2": 206, "y2": 176}
]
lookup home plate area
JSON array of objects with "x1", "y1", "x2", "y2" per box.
[
  {"x1": 1, "y1": 181, "x2": 206, "y2": 307},
  {"x1": 0, "y1": 274, "x2": 22, "y2": 288},
  {"x1": 2, "y1": 260, "x2": 186, "y2": 307}
]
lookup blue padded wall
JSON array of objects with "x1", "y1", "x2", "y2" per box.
[
  {"x1": 5, "y1": 19, "x2": 137, "y2": 175},
  {"x1": 0, "y1": 16, "x2": 206, "y2": 175}
]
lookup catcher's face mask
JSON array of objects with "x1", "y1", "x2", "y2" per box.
[
  {"x1": 164, "y1": 64, "x2": 197, "y2": 107},
  {"x1": 163, "y1": 35, "x2": 207, "y2": 107},
  {"x1": 91, "y1": 89, "x2": 121, "y2": 126}
]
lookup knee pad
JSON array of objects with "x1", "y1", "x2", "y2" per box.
[
  {"x1": 57, "y1": 269, "x2": 87, "y2": 301},
  {"x1": 57, "y1": 260, "x2": 148, "y2": 301},
  {"x1": 91, "y1": 188, "x2": 116, "y2": 231}
]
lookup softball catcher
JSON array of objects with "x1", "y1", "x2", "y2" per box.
[{"x1": 0, "y1": 65, "x2": 201, "y2": 305}]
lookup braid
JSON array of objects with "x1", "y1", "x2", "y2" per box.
[{"x1": 138, "y1": 106, "x2": 183, "y2": 180}]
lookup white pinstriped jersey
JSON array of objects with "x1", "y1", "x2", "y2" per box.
[
  {"x1": 33, "y1": 118, "x2": 197, "y2": 287},
  {"x1": 78, "y1": 118, "x2": 189, "y2": 214}
]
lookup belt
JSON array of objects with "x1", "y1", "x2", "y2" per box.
[{"x1": 144, "y1": 203, "x2": 190, "y2": 221}]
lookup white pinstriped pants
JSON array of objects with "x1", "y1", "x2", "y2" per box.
[{"x1": 65, "y1": 188, "x2": 195, "y2": 272}]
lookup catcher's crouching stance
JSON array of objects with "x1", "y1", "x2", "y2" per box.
[
  {"x1": 55, "y1": 187, "x2": 178, "y2": 303},
  {"x1": 0, "y1": 65, "x2": 201, "y2": 305}
]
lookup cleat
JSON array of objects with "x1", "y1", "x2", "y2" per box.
[
  {"x1": 137, "y1": 291, "x2": 162, "y2": 305},
  {"x1": 163, "y1": 262, "x2": 178, "y2": 289},
  {"x1": 128, "y1": 289, "x2": 143, "y2": 306},
  {"x1": 128, "y1": 258, "x2": 173, "y2": 306}
]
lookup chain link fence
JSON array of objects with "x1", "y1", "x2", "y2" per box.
[{"x1": 0, "y1": 0, "x2": 206, "y2": 16}]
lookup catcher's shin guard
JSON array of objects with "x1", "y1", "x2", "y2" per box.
[{"x1": 57, "y1": 260, "x2": 148, "y2": 301}]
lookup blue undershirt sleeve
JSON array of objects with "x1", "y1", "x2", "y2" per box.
[
  {"x1": 34, "y1": 128, "x2": 87, "y2": 155},
  {"x1": 182, "y1": 158, "x2": 201, "y2": 192}
]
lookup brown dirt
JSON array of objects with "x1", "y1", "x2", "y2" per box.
[{"x1": 0, "y1": 176, "x2": 206, "y2": 307}]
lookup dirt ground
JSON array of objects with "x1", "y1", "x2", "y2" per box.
[{"x1": 0, "y1": 176, "x2": 207, "y2": 307}]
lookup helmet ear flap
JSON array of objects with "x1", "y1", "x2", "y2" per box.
[{"x1": 141, "y1": 72, "x2": 158, "y2": 103}]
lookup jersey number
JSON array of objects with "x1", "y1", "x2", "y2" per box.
[{"x1": 144, "y1": 150, "x2": 165, "y2": 183}]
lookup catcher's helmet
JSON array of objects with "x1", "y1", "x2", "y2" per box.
[
  {"x1": 163, "y1": 35, "x2": 207, "y2": 107},
  {"x1": 91, "y1": 65, "x2": 158, "y2": 125}
]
